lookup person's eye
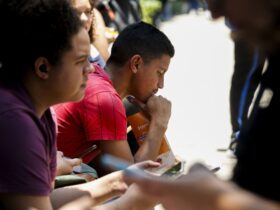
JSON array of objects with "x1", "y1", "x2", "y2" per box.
[
  {"x1": 85, "y1": 10, "x2": 93, "y2": 16},
  {"x1": 158, "y1": 70, "x2": 164, "y2": 75},
  {"x1": 76, "y1": 59, "x2": 86, "y2": 65}
]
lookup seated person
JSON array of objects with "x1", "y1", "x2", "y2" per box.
[
  {"x1": 92, "y1": 7, "x2": 114, "y2": 61},
  {"x1": 71, "y1": 0, "x2": 107, "y2": 67},
  {"x1": 54, "y1": 21, "x2": 175, "y2": 175},
  {"x1": 0, "y1": 1, "x2": 158, "y2": 209}
]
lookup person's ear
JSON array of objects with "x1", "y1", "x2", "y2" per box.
[
  {"x1": 34, "y1": 57, "x2": 50, "y2": 79},
  {"x1": 130, "y1": 54, "x2": 142, "y2": 74}
]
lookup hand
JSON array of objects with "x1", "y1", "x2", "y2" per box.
[
  {"x1": 56, "y1": 151, "x2": 82, "y2": 176},
  {"x1": 126, "y1": 160, "x2": 161, "y2": 176},
  {"x1": 107, "y1": 160, "x2": 160, "y2": 194},
  {"x1": 145, "y1": 95, "x2": 171, "y2": 130},
  {"x1": 123, "y1": 163, "x2": 231, "y2": 210}
]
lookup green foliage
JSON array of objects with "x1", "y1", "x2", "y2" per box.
[{"x1": 140, "y1": 0, "x2": 162, "y2": 24}]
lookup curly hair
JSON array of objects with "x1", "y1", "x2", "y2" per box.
[
  {"x1": 71, "y1": 0, "x2": 96, "y2": 43},
  {"x1": 88, "y1": 0, "x2": 96, "y2": 43},
  {"x1": 0, "y1": 0, "x2": 82, "y2": 83}
]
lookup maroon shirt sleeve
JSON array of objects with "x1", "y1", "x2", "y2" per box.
[{"x1": 0, "y1": 109, "x2": 56, "y2": 196}]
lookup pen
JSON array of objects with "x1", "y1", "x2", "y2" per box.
[{"x1": 76, "y1": 144, "x2": 97, "y2": 158}]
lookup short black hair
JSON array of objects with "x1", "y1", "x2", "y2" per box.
[
  {"x1": 0, "y1": 0, "x2": 82, "y2": 82},
  {"x1": 107, "y1": 21, "x2": 175, "y2": 66}
]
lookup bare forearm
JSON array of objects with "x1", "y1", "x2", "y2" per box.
[
  {"x1": 51, "y1": 187, "x2": 91, "y2": 209},
  {"x1": 51, "y1": 171, "x2": 126, "y2": 209},
  {"x1": 92, "y1": 185, "x2": 155, "y2": 210},
  {"x1": 73, "y1": 171, "x2": 125, "y2": 204}
]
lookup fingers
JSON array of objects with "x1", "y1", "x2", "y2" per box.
[
  {"x1": 147, "y1": 95, "x2": 171, "y2": 108},
  {"x1": 132, "y1": 160, "x2": 161, "y2": 170},
  {"x1": 123, "y1": 160, "x2": 161, "y2": 185},
  {"x1": 67, "y1": 158, "x2": 82, "y2": 167},
  {"x1": 57, "y1": 151, "x2": 64, "y2": 157},
  {"x1": 135, "y1": 95, "x2": 171, "y2": 123},
  {"x1": 146, "y1": 95, "x2": 171, "y2": 123}
]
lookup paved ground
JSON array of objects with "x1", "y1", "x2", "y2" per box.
[{"x1": 158, "y1": 11, "x2": 237, "y2": 180}]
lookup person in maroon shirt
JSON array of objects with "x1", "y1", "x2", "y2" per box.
[{"x1": 0, "y1": 0, "x2": 159, "y2": 209}]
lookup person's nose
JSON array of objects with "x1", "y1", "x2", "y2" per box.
[
  {"x1": 80, "y1": 12, "x2": 89, "y2": 22},
  {"x1": 158, "y1": 77, "x2": 164, "y2": 89},
  {"x1": 84, "y1": 62, "x2": 94, "y2": 75}
]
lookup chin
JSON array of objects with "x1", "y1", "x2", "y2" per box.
[{"x1": 71, "y1": 91, "x2": 86, "y2": 102}]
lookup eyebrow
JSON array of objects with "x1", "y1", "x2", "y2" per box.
[{"x1": 75, "y1": 54, "x2": 89, "y2": 60}]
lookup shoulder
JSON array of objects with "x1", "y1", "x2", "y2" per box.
[
  {"x1": 95, "y1": 91, "x2": 124, "y2": 110},
  {"x1": 86, "y1": 65, "x2": 114, "y2": 93},
  {"x1": 0, "y1": 108, "x2": 52, "y2": 149},
  {"x1": 0, "y1": 109, "x2": 54, "y2": 196},
  {"x1": 0, "y1": 88, "x2": 24, "y2": 113}
]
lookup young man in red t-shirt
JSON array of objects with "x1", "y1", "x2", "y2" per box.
[{"x1": 54, "y1": 22, "x2": 175, "y2": 174}]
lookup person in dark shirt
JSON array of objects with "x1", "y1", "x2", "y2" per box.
[{"x1": 122, "y1": 0, "x2": 280, "y2": 209}]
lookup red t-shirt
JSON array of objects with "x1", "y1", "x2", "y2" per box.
[{"x1": 53, "y1": 64, "x2": 127, "y2": 163}]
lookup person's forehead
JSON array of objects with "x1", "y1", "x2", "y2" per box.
[
  {"x1": 64, "y1": 29, "x2": 90, "y2": 56},
  {"x1": 73, "y1": 0, "x2": 91, "y2": 7}
]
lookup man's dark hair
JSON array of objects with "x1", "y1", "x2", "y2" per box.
[
  {"x1": 107, "y1": 21, "x2": 175, "y2": 66},
  {"x1": 0, "y1": 0, "x2": 82, "y2": 82}
]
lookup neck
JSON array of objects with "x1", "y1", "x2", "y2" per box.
[
  {"x1": 104, "y1": 64, "x2": 130, "y2": 98},
  {"x1": 23, "y1": 77, "x2": 50, "y2": 118}
]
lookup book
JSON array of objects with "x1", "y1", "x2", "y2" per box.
[{"x1": 123, "y1": 95, "x2": 180, "y2": 176}]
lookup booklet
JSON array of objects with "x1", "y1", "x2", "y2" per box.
[{"x1": 123, "y1": 95, "x2": 183, "y2": 177}]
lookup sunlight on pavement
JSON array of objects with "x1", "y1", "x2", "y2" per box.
[{"x1": 159, "y1": 11, "x2": 236, "y2": 181}]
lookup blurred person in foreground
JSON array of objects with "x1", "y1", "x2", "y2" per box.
[{"x1": 123, "y1": 0, "x2": 280, "y2": 209}]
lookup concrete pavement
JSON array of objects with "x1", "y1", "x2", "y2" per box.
[{"x1": 158, "y1": 11, "x2": 236, "y2": 180}]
